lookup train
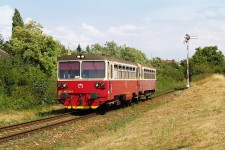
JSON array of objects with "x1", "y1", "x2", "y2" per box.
[{"x1": 57, "y1": 54, "x2": 156, "y2": 110}]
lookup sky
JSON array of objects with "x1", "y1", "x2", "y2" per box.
[{"x1": 1, "y1": 0, "x2": 225, "y2": 61}]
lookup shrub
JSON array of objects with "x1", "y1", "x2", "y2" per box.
[{"x1": 0, "y1": 57, "x2": 57, "y2": 111}]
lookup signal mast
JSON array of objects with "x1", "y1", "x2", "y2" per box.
[{"x1": 184, "y1": 34, "x2": 198, "y2": 88}]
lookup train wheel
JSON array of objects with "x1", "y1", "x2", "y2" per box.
[
  {"x1": 132, "y1": 97, "x2": 139, "y2": 104},
  {"x1": 127, "y1": 100, "x2": 132, "y2": 106},
  {"x1": 96, "y1": 105, "x2": 106, "y2": 115},
  {"x1": 122, "y1": 100, "x2": 131, "y2": 107}
]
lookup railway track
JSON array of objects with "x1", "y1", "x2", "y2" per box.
[{"x1": 0, "y1": 112, "x2": 97, "y2": 144}]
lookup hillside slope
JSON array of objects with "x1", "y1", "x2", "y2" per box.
[{"x1": 79, "y1": 74, "x2": 225, "y2": 150}]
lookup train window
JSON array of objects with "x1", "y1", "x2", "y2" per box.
[
  {"x1": 114, "y1": 65, "x2": 118, "y2": 79},
  {"x1": 136, "y1": 67, "x2": 140, "y2": 78},
  {"x1": 58, "y1": 61, "x2": 80, "y2": 79},
  {"x1": 119, "y1": 65, "x2": 122, "y2": 70},
  {"x1": 143, "y1": 68, "x2": 156, "y2": 79},
  {"x1": 118, "y1": 70, "x2": 122, "y2": 79},
  {"x1": 141, "y1": 69, "x2": 144, "y2": 78},
  {"x1": 81, "y1": 61, "x2": 105, "y2": 78},
  {"x1": 117, "y1": 64, "x2": 122, "y2": 79}
]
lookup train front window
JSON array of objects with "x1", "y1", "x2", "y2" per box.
[
  {"x1": 58, "y1": 62, "x2": 80, "y2": 79},
  {"x1": 82, "y1": 61, "x2": 105, "y2": 78}
]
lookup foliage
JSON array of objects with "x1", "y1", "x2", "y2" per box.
[
  {"x1": 120, "y1": 47, "x2": 148, "y2": 64},
  {"x1": 9, "y1": 21, "x2": 64, "y2": 75},
  {"x1": 12, "y1": 8, "x2": 24, "y2": 38},
  {"x1": 0, "y1": 58, "x2": 57, "y2": 110},
  {"x1": 88, "y1": 41, "x2": 149, "y2": 64},
  {"x1": 192, "y1": 46, "x2": 225, "y2": 73},
  {"x1": 90, "y1": 43, "x2": 103, "y2": 54},
  {"x1": 180, "y1": 46, "x2": 225, "y2": 80},
  {"x1": 76, "y1": 44, "x2": 82, "y2": 53},
  {"x1": 155, "y1": 61, "x2": 185, "y2": 92},
  {"x1": 85, "y1": 45, "x2": 90, "y2": 53},
  {"x1": 103, "y1": 41, "x2": 122, "y2": 58}
]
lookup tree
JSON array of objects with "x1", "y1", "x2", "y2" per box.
[
  {"x1": 104, "y1": 41, "x2": 120, "y2": 57},
  {"x1": 120, "y1": 46, "x2": 148, "y2": 64},
  {"x1": 90, "y1": 43, "x2": 104, "y2": 54},
  {"x1": 85, "y1": 45, "x2": 91, "y2": 53},
  {"x1": 12, "y1": 8, "x2": 24, "y2": 30},
  {"x1": 76, "y1": 44, "x2": 82, "y2": 53},
  {"x1": 192, "y1": 46, "x2": 225, "y2": 74},
  {"x1": 9, "y1": 21, "x2": 64, "y2": 75}
]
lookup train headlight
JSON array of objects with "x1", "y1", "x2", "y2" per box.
[
  {"x1": 76, "y1": 54, "x2": 85, "y2": 59},
  {"x1": 57, "y1": 83, "x2": 62, "y2": 88},
  {"x1": 62, "y1": 83, "x2": 67, "y2": 88},
  {"x1": 94, "y1": 82, "x2": 105, "y2": 89},
  {"x1": 100, "y1": 82, "x2": 105, "y2": 89},
  {"x1": 94, "y1": 82, "x2": 99, "y2": 88},
  {"x1": 57, "y1": 83, "x2": 67, "y2": 89}
]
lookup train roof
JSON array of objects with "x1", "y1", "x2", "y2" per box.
[{"x1": 58, "y1": 54, "x2": 155, "y2": 69}]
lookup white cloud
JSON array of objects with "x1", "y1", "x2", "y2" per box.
[
  {"x1": 143, "y1": 17, "x2": 152, "y2": 23},
  {"x1": 108, "y1": 24, "x2": 139, "y2": 36},
  {"x1": 0, "y1": 5, "x2": 13, "y2": 25},
  {"x1": 220, "y1": 24, "x2": 225, "y2": 31},
  {"x1": 0, "y1": 5, "x2": 14, "y2": 40},
  {"x1": 43, "y1": 26, "x2": 91, "y2": 49},
  {"x1": 81, "y1": 23, "x2": 104, "y2": 36},
  {"x1": 204, "y1": 11, "x2": 217, "y2": 18}
]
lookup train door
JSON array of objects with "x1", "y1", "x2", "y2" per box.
[
  {"x1": 107, "y1": 61, "x2": 113, "y2": 100},
  {"x1": 137, "y1": 66, "x2": 143, "y2": 93}
]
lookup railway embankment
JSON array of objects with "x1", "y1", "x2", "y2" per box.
[
  {"x1": 78, "y1": 74, "x2": 225, "y2": 150},
  {"x1": 0, "y1": 74, "x2": 224, "y2": 149}
]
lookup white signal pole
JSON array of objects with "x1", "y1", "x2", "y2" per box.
[{"x1": 184, "y1": 34, "x2": 198, "y2": 88}]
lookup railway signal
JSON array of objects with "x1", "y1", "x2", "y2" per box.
[{"x1": 184, "y1": 34, "x2": 198, "y2": 88}]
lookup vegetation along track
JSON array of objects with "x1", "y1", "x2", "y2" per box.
[{"x1": 0, "y1": 112, "x2": 97, "y2": 144}]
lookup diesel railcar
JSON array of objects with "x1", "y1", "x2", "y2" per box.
[{"x1": 57, "y1": 54, "x2": 156, "y2": 109}]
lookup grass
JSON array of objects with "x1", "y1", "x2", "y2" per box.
[
  {"x1": 107, "y1": 114, "x2": 139, "y2": 132},
  {"x1": 0, "y1": 105, "x2": 65, "y2": 126},
  {"x1": 0, "y1": 74, "x2": 225, "y2": 149}
]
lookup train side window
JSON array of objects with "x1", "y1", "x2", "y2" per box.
[
  {"x1": 129, "y1": 67, "x2": 132, "y2": 79},
  {"x1": 141, "y1": 69, "x2": 144, "y2": 79},
  {"x1": 118, "y1": 65, "x2": 122, "y2": 79},
  {"x1": 136, "y1": 67, "x2": 140, "y2": 79},
  {"x1": 125, "y1": 66, "x2": 129, "y2": 79},
  {"x1": 114, "y1": 65, "x2": 118, "y2": 79},
  {"x1": 123, "y1": 66, "x2": 125, "y2": 70}
]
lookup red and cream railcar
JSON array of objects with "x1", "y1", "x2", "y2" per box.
[{"x1": 57, "y1": 54, "x2": 156, "y2": 109}]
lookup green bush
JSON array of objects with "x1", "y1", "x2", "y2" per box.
[
  {"x1": 156, "y1": 62, "x2": 186, "y2": 93},
  {"x1": 0, "y1": 57, "x2": 57, "y2": 111}
]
